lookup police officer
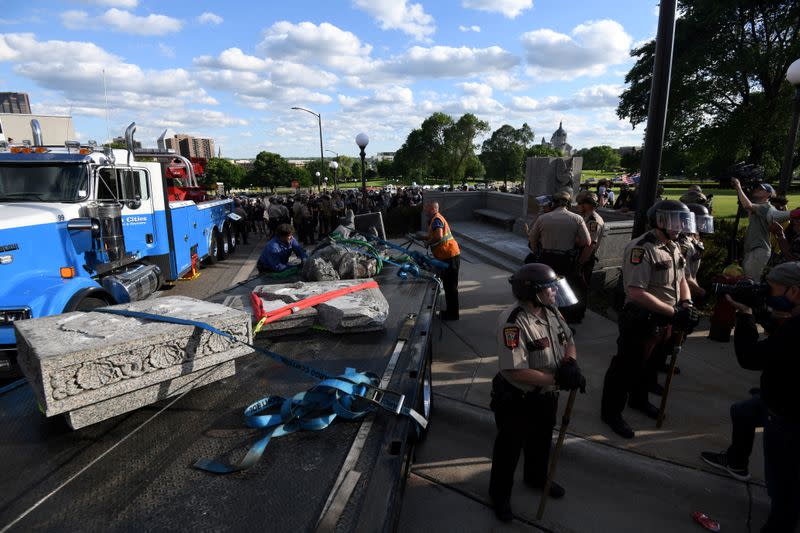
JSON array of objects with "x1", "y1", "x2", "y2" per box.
[
  {"x1": 574, "y1": 191, "x2": 605, "y2": 321},
  {"x1": 489, "y1": 263, "x2": 586, "y2": 522},
  {"x1": 600, "y1": 200, "x2": 700, "y2": 438},
  {"x1": 527, "y1": 191, "x2": 591, "y2": 323},
  {"x1": 683, "y1": 203, "x2": 713, "y2": 302},
  {"x1": 424, "y1": 201, "x2": 461, "y2": 320}
]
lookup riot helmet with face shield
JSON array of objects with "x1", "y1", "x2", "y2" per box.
[{"x1": 509, "y1": 263, "x2": 578, "y2": 307}]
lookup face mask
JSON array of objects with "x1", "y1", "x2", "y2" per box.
[{"x1": 766, "y1": 287, "x2": 794, "y2": 312}]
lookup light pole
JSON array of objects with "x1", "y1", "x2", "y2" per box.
[
  {"x1": 779, "y1": 58, "x2": 800, "y2": 196},
  {"x1": 291, "y1": 106, "x2": 324, "y2": 192},
  {"x1": 315, "y1": 171, "x2": 321, "y2": 192},
  {"x1": 329, "y1": 160, "x2": 339, "y2": 191},
  {"x1": 356, "y1": 133, "x2": 369, "y2": 209}
]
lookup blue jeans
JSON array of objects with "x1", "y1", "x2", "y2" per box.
[
  {"x1": 727, "y1": 393, "x2": 768, "y2": 468},
  {"x1": 761, "y1": 413, "x2": 800, "y2": 533}
]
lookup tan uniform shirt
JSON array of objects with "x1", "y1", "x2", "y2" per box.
[
  {"x1": 584, "y1": 210, "x2": 605, "y2": 253},
  {"x1": 496, "y1": 303, "x2": 572, "y2": 392},
  {"x1": 622, "y1": 230, "x2": 686, "y2": 307},
  {"x1": 529, "y1": 207, "x2": 591, "y2": 251},
  {"x1": 677, "y1": 234, "x2": 702, "y2": 279}
]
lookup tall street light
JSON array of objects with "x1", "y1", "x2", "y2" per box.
[
  {"x1": 291, "y1": 106, "x2": 324, "y2": 192},
  {"x1": 356, "y1": 133, "x2": 369, "y2": 207},
  {"x1": 779, "y1": 58, "x2": 800, "y2": 196},
  {"x1": 330, "y1": 160, "x2": 339, "y2": 190}
]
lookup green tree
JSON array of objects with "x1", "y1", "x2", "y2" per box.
[
  {"x1": 480, "y1": 123, "x2": 534, "y2": 188},
  {"x1": 620, "y1": 148, "x2": 643, "y2": 173},
  {"x1": 581, "y1": 145, "x2": 622, "y2": 171},
  {"x1": 442, "y1": 113, "x2": 490, "y2": 188},
  {"x1": 203, "y1": 157, "x2": 245, "y2": 189},
  {"x1": 393, "y1": 112, "x2": 454, "y2": 182},
  {"x1": 463, "y1": 155, "x2": 485, "y2": 182},
  {"x1": 251, "y1": 151, "x2": 290, "y2": 192},
  {"x1": 617, "y1": 0, "x2": 800, "y2": 181},
  {"x1": 376, "y1": 159, "x2": 394, "y2": 181},
  {"x1": 525, "y1": 144, "x2": 563, "y2": 158}
]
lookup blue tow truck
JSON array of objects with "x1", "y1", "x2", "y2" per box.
[{"x1": 0, "y1": 120, "x2": 238, "y2": 375}]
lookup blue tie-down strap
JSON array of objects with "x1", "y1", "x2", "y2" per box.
[{"x1": 92, "y1": 308, "x2": 428, "y2": 473}]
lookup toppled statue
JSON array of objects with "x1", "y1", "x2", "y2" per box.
[{"x1": 302, "y1": 223, "x2": 379, "y2": 281}]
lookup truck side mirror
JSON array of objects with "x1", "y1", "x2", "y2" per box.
[
  {"x1": 127, "y1": 194, "x2": 141, "y2": 210},
  {"x1": 67, "y1": 217, "x2": 99, "y2": 253}
]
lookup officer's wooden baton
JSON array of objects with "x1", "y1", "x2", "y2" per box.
[
  {"x1": 536, "y1": 388, "x2": 577, "y2": 521},
  {"x1": 656, "y1": 330, "x2": 686, "y2": 428}
]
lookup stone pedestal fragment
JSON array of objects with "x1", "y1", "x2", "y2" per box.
[
  {"x1": 252, "y1": 279, "x2": 389, "y2": 334},
  {"x1": 14, "y1": 296, "x2": 252, "y2": 429}
]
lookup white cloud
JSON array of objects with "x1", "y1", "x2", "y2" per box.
[
  {"x1": 462, "y1": 0, "x2": 532, "y2": 18},
  {"x1": 197, "y1": 12, "x2": 223, "y2": 25},
  {"x1": 257, "y1": 21, "x2": 374, "y2": 74},
  {"x1": 88, "y1": 0, "x2": 138, "y2": 7},
  {"x1": 193, "y1": 47, "x2": 339, "y2": 89},
  {"x1": 521, "y1": 19, "x2": 633, "y2": 80},
  {"x1": 381, "y1": 45, "x2": 518, "y2": 79},
  {"x1": 158, "y1": 43, "x2": 175, "y2": 58},
  {"x1": 352, "y1": 0, "x2": 435, "y2": 41},
  {"x1": 61, "y1": 8, "x2": 183, "y2": 36},
  {"x1": 510, "y1": 84, "x2": 621, "y2": 112},
  {"x1": 458, "y1": 25, "x2": 481, "y2": 33}
]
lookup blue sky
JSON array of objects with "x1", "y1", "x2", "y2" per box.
[{"x1": 0, "y1": 0, "x2": 660, "y2": 159}]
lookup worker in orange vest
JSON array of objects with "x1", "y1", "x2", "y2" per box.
[{"x1": 424, "y1": 201, "x2": 461, "y2": 320}]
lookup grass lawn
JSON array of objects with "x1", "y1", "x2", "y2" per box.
[{"x1": 660, "y1": 188, "x2": 800, "y2": 219}]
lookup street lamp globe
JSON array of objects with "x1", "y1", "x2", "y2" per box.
[
  {"x1": 315, "y1": 171, "x2": 321, "y2": 178},
  {"x1": 355, "y1": 133, "x2": 369, "y2": 149},
  {"x1": 330, "y1": 161, "x2": 338, "y2": 170},
  {"x1": 787, "y1": 58, "x2": 800, "y2": 86}
]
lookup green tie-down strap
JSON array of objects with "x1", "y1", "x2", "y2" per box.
[{"x1": 262, "y1": 265, "x2": 301, "y2": 278}]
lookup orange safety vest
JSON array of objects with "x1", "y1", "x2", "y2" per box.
[{"x1": 428, "y1": 213, "x2": 460, "y2": 260}]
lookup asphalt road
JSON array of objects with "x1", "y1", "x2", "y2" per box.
[{"x1": 157, "y1": 230, "x2": 268, "y2": 301}]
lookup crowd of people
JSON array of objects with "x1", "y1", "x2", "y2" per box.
[{"x1": 226, "y1": 186, "x2": 425, "y2": 247}]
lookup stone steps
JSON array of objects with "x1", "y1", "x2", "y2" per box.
[{"x1": 453, "y1": 230, "x2": 523, "y2": 273}]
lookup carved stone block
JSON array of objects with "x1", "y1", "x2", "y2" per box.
[
  {"x1": 14, "y1": 296, "x2": 252, "y2": 424},
  {"x1": 64, "y1": 360, "x2": 236, "y2": 430},
  {"x1": 252, "y1": 279, "x2": 389, "y2": 334}
]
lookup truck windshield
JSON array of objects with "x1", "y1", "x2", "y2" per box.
[{"x1": 0, "y1": 163, "x2": 89, "y2": 203}]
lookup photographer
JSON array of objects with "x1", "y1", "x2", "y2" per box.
[
  {"x1": 732, "y1": 178, "x2": 791, "y2": 280},
  {"x1": 702, "y1": 262, "x2": 800, "y2": 533}
]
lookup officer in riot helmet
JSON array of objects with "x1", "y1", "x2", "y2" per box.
[
  {"x1": 489, "y1": 263, "x2": 586, "y2": 522},
  {"x1": 526, "y1": 191, "x2": 591, "y2": 323},
  {"x1": 600, "y1": 200, "x2": 699, "y2": 439}
]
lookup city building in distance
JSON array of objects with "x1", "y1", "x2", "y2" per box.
[
  {"x1": 0, "y1": 92, "x2": 32, "y2": 114},
  {"x1": 165, "y1": 133, "x2": 215, "y2": 159}
]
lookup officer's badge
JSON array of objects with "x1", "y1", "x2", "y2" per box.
[
  {"x1": 503, "y1": 327, "x2": 520, "y2": 348},
  {"x1": 558, "y1": 331, "x2": 568, "y2": 345},
  {"x1": 630, "y1": 247, "x2": 645, "y2": 265},
  {"x1": 588, "y1": 221, "x2": 598, "y2": 232}
]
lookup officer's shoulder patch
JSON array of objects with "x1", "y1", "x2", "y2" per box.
[
  {"x1": 503, "y1": 327, "x2": 520, "y2": 348},
  {"x1": 630, "y1": 247, "x2": 645, "y2": 265},
  {"x1": 588, "y1": 221, "x2": 598, "y2": 232}
]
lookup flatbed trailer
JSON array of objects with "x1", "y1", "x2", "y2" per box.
[{"x1": 0, "y1": 272, "x2": 438, "y2": 532}]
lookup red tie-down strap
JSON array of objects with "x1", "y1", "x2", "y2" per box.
[{"x1": 250, "y1": 280, "x2": 380, "y2": 333}]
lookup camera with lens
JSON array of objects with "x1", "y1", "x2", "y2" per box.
[
  {"x1": 727, "y1": 162, "x2": 765, "y2": 194},
  {"x1": 712, "y1": 279, "x2": 770, "y2": 309}
]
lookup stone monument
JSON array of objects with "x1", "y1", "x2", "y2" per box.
[
  {"x1": 516, "y1": 156, "x2": 583, "y2": 236},
  {"x1": 14, "y1": 296, "x2": 252, "y2": 429}
]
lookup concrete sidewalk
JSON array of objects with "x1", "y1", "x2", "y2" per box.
[{"x1": 398, "y1": 248, "x2": 771, "y2": 532}]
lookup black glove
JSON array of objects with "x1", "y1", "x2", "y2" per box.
[
  {"x1": 672, "y1": 305, "x2": 700, "y2": 332},
  {"x1": 555, "y1": 359, "x2": 587, "y2": 393}
]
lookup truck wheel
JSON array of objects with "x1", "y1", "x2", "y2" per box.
[
  {"x1": 76, "y1": 297, "x2": 108, "y2": 311},
  {"x1": 216, "y1": 229, "x2": 227, "y2": 261},
  {"x1": 224, "y1": 224, "x2": 237, "y2": 255},
  {"x1": 203, "y1": 230, "x2": 219, "y2": 266}
]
